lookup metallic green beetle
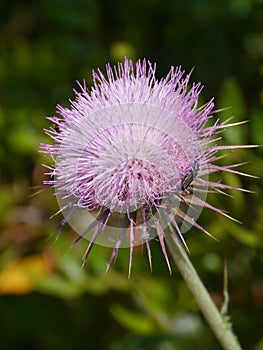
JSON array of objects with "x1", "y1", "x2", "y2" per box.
[{"x1": 181, "y1": 161, "x2": 199, "y2": 190}]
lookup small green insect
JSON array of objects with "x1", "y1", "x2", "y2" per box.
[{"x1": 181, "y1": 161, "x2": 199, "y2": 190}]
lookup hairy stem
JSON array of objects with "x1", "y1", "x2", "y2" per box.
[{"x1": 166, "y1": 229, "x2": 243, "y2": 350}]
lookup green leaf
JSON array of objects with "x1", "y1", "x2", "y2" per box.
[
  {"x1": 132, "y1": 277, "x2": 175, "y2": 316},
  {"x1": 110, "y1": 304, "x2": 157, "y2": 335},
  {"x1": 110, "y1": 41, "x2": 136, "y2": 62},
  {"x1": 251, "y1": 107, "x2": 263, "y2": 146},
  {"x1": 35, "y1": 274, "x2": 84, "y2": 299},
  {"x1": 225, "y1": 221, "x2": 262, "y2": 247},
  {"x1": 218, "y1": 77, "x2": 247, "y2": 144}
]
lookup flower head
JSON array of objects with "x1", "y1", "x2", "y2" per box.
[{"x1": 40, "y1": 58, "x2": 252, "y2": 275}]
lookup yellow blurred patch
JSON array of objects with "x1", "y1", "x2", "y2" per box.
[{"x1": 0, "y1": 254, "x2": 50, "y2": 295}]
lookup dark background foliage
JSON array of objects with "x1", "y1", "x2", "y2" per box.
[{"x1": 0, "y1": 0, "x2": 262, "y2": 349}]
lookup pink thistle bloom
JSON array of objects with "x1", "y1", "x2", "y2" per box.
[{"x1": 40, "y1": 58, "x2": 253, "y2": 276}]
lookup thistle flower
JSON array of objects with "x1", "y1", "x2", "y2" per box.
[{"x1": 40, "y1": 58, "x2": 252, "y2": 275}]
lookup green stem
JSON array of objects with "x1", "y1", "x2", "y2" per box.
[{"x1": 166, "y1": 230, "x2": 243, "y2": 350}]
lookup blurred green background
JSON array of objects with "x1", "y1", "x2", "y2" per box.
[{"x1": 0, "y1": 0, "x2": 262, "y2": 349}]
